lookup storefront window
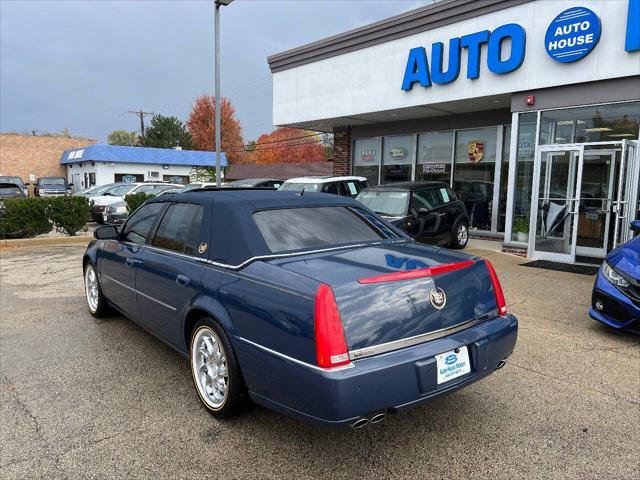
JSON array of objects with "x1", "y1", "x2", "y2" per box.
[
  {"x1": 353, "y1": 138, "x2": 381, "y2": 185},
  {"x1": 381, "y1": 135, "x2": 413, "y2": 184},
  {"x1": 510, "y1": 113, "x2": 537, "y2": 242},
  {"x1": 417, "y1": 131, "x2": 453, "y2": 184},
  {"x1": 540, "y1": 102, "x2": 640, "y2": 144},
  {"x1": 497, "y1": 125, "x2": 511, "y2": 232},
  {"x1": 453, "y1": 127, "x2": 497, "y2": 231}
]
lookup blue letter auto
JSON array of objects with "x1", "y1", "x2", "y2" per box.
[{"x1": 402, "y1": 24, "x2": 526, "y2": 91}]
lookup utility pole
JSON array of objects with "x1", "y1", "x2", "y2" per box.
[
  {"x1": 214, "y1": 0, "x2": 233, "y2": 187},
  {"x1": 128, "y1": 110, "x2": 155, "y2": 143}
]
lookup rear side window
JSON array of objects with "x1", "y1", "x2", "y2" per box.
[
  {"x1": 152, "y1": 203, "x2": 202, "y2": 253},
  {"x1": 185, "y1": 207, "x2": 204, "y2": 255},
  {"x1": 254, "y1": 206, "x2": 386, "y2": 253},
  {"x1": 342, "y1": 181, "x2": 362, "y2": 198},
  {"x1": 122, "y1": 203, "x2": 164, "y2": 245}
]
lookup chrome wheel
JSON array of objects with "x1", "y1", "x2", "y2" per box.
[
  {"x1": 457, "y1": 224, "x2": 468, "y2": 246},
  {"x1": 84, "y1": 265, "x2": 99, "y2": 313},
  {"x1": 191, "y1": 327, "x2": 229, "y2": 410}
]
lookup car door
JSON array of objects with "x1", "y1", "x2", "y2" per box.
[
  {"x1": 99, "y1": 202, "x2": 165, "y2": 318},
  {"x1": 432, "y1": 186, "x2": 459, "y2": 240},
  {"x1": 409, "y1": 189, "x2": 442, "y2": 244},
  {"x1": 136, "y1": 202, "x2": 208, "y2": 345}
]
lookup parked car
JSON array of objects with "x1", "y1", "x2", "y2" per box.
[
  {"x1": 356, "y1": 182, "x2": 470, "y2": 249},
  {"x1": 34, "y1": 177, "x2": 70, "y2": 197},
  {"x1": 278, "y1": 176, "x2": 368, "y2": 198},
  {"x1": 0, "y1": 176, "x2": 28, "y2": 196},
  {"x1": 180, "y1": 182, "x2": 220, "y2": 191},
  {"x1": 102, "y1": 201, "x2": 130, "y2": 224},
  {"x1": 0, "y1": 182, "x2": 27, "y2": 218},
  {"x1": 590, "y1": 220, "x2": 640, "y2": 333},
  {"x1": 90, "y1": 182, "x2": 181, "y2": 223},
  {"x1": 225, "y1": 178, "x2": 283, "y2": 188},
  {"x1": 83, "y1": 189, "x2": 516, "y2": 427},
  {"x1": 73, "y1": 183, "x2": 120, "y2": 198}
]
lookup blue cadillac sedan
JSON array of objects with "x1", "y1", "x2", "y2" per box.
[
  {"x1": 83, "y1": 189, "x2": 517, "y2": 427},
  {"x1": 590, "y1": 221, "x2": 640, "y2": 332}
]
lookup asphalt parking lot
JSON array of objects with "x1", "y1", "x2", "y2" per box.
[{"x1": 1, "y1": 244, "x2": 639, "y2": 479}]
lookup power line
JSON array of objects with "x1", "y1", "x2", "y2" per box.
[{"x1": 128, "y1": 110, "x2": 155, "y2": 142}]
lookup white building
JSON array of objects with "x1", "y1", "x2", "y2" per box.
[
  {"x1": 268, "y1": 0, "x2": 640, "y2": 264},
  {"x1": 61, "y1": 144, "x2": 227, "y2": 190}
]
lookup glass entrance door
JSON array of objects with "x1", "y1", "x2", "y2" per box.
[
  {"x1": 613, "y1": 140, "x2": 640, "y2": 247},
  {"x1": 531, "y1": 147, "x2": 583, "y2": 263},
  {"x1": 576, "y1": 151, "x2": 617, "y2": 258}
]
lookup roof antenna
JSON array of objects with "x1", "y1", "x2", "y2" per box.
[{"x1": 300, "y1": 187, "x2": 305, "y2": 197}]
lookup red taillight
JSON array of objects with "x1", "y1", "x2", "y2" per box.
[
  {"x1": 358, "y1": 260, "x2": 475, "y2": 284},
  {"x1": 484, "y1": 259, "x2": 508, "y2": 316},
  {"x1": 314, "y1": 284, "x2": 350, "y2": 368}
]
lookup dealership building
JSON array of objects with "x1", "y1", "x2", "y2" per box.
[
  {"x1": 269, "y1": 0, "x2": 640, "y2": 264},
  {"x1": 61, "y1": 144, "x2": 227, "y2": 190}
]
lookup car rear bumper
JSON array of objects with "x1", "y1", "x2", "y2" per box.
[
  {"x1": 589, "y1": 273, "x2": 640, "y2": 330},
  {"x1": 234, "y1": 313, "x2": 518, "y2": 427}
]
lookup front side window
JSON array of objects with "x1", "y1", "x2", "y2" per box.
[
  {"x1": 410, "y1": 190, "x2": 438, "y2": 214},
  {"x1": 356, "y1": 190, "x2": 409, "y2": 217},
  {"x1": 152, "y1": 203, "x2": 203, "y2": 253},
  {"x1": 254, "y1": 206, "x2": 387, "y2": 253},
  {"x1": 122, "y1": 203, "x2": 164, "y2": 245}
]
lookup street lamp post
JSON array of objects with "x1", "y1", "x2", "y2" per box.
[{"x1": 214, "y1": 0, "x2": 233, "y2": 187}]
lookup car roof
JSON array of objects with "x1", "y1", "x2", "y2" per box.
[
  {"x1": 145, "y1": 189, "x2": 373, "y2": 266},
  {"x1": 283, "y1": 176, "x2": 367, "y2": 183},
  {"x1": 363, "y1": 181, "x2": 450, "y2": 192}
]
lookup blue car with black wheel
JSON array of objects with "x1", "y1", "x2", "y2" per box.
[
  {"x1": 590, "y1": 221, "x2": 640, "y2": 333},
  {"x1": 83, "y1": 188, "x2": 517, "y2": 427}
]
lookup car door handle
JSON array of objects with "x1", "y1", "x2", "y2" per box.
[
  {"x1": 125, "y1": 258, "x2": 140, "y2": 267},
  {"x1": 176, "y1": 274, "x2": 190, "y2": 287}
]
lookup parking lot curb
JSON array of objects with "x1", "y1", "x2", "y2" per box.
[{"x1": 0, "y1": 235, "x2": 92, "y2": 250}]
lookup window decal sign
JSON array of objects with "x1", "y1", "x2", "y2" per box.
[
  {"x1": 545, "y1": 7, "x2": 601, "y2": 63},
  {"x1": 389, "y1": 147, "x2": 408, "y2": 160},
  {"x1": 359, "y1": 148, "x2": 376, "y2": 162},
  {"x1": 122, "y1": 175, "x2": 137, "y2": 184}
]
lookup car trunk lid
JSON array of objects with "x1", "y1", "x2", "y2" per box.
[{"x1": 268, "y1": 242, "x2": 500, "y2": 352}]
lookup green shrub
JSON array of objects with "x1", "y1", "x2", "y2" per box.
[
  {"x1": 513, "y1": 216, "x2": 530, "y2": 233},
  {"x1": 0, "y1": 197, "x2": 51, "y2": 239},
  {"x1": 49, "y1": 196, "x2": 90, "y2": 236},
  {"x1": 124, "y1": 193, "x2": 155, "y2": 214}
]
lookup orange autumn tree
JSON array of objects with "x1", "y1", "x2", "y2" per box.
[
  {"x1": 250, "y1": 127, "x2": 326, "y2": 164},
  {"x1": 187, "y1": 95, "x2": 244, "y2": 164}
]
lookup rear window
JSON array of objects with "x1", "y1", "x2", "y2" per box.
[{"x1": 253, "y1": 206, "x2": 386, "y2": 253}]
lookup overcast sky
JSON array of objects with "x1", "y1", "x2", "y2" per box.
[{"x1": 1, "y1": 0, "x2": 429, "y2": 143}]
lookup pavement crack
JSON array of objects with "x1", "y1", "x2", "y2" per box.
[
  {"x1": 1, "y1": 372, "x2": 42, "y2": 436},
  {"x1": 508, "y1": 362, "x2": 639, "y2": 406}
]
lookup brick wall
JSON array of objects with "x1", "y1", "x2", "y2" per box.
[
  {"x1": 332, "y1": 128, "x2": 351, "y2": 176},
  {"x1": 0, "y1": 134, "x2": 96, "y2": 193}
]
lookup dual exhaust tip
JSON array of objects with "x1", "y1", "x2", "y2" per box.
[
  {"x1": 350, "y1": 359, "x2": 509, "y2": 429},
  {"x1": 350, "y1": 412, "x2": 386, "y2": 429}
]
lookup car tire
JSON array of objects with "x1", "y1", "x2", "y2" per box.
[
  {"x1": 450, "y1": 221, "x2": 469, "y2": 249},
  {"x1": 84, "y1": 263, "x2": 110, "y2": 318},
  {"x1": 189, "y1": 318, "x2": 246, "y2": 418}
]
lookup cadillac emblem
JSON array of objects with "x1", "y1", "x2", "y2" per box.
[
  {"x1": 198, "y1": 242, "x2": 208, "y2": 254},
  {"x1": 429, "y1": 287, "x2": 446, "y2": 310},
  {"x1": 467, "y1": 140, "x2": 485, "y2": 164}
]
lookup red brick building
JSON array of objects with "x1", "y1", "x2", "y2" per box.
[{"x1": 0, "y1": 133, "x2": 96, "y2": 193}]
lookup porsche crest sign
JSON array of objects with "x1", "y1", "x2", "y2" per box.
[{"x1": 467, "y1": 140, "x2": 485, "y2": 164}]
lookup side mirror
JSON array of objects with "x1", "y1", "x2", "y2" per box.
[
  {"x1": 630, "y1": 220, "x2": 640, "y2": 233},
  {"x1": 94, "y1": 225, "x2": 119, "y2": 240}
]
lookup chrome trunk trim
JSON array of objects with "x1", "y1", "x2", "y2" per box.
[{"x1": 348, "y1": 319, "x2": 477, "y2": 360}]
